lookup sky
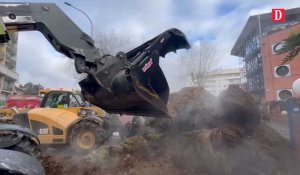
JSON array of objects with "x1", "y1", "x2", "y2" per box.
[{"x1": 2, "y1": 0, "x2": 300, "y2": 91}]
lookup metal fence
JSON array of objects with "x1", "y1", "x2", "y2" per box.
[{"x1": 265, "y1": 100, "x2": 299, "y2": 148}]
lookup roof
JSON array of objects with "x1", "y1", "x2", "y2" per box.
[
  {"x1": 208, "y1": 68, "x2": 240, "y2": 76},
  {"x1": 39, "y1": 89, "x2": 76, "y2": 94},
  {"x1": 231, "y1": 7, "x2": 300, "y2": 57}
]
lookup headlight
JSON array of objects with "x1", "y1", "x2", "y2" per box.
[
  {"x1": 78, "y1": 109, "x2": 96, "y2": 116},
  {"x1": 78, "y1": 109, "x2": 86, "y2": 116}
]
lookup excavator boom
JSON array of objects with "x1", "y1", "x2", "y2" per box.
[{"x1": 0, "y1": 3, "x2": 190, "y2": 117}]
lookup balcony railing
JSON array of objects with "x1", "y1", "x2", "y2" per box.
[
  {"x1": 6, "y1": 42, "x2": 17, "y2": 54},
  {"x1": 0, "y1": 64, "x2": 18, "y2": 80},
  {"x1": 0, "y1": 53, "x2": 5, "y2": 60},
  {"x1": 1, "y1": 87, "x2": 14, "y2": 93},
  {"x1": 5, "y1": 46, "x2": 16, "y2": 62}
]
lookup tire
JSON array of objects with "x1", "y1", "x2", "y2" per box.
[
  {"x1": 69, "y1": 120, "x2": 106, "y2": 152},
  {"x1": 7, "y1": 136, "x2": 41, "y2": 159}
]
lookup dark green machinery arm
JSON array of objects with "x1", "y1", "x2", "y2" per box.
[
  {"x1": 0, "y1": 3, "x2": 99, "y2": 72},
  {"x1": 0, "y1": 2, "x2": 190, "y2": 117}
]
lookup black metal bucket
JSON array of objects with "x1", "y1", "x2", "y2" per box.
[{"x1": 80, "y1": 28, "x2": 190, "y2": 117}]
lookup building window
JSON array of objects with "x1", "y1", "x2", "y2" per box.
[
  {"x1": 278, "y1": 90, "x2": 293, "y2": 101},
  {"x1": 275, "y1": 65, "x2": 290, "y2": 77},
  {"x1": 272, "y1": 41, "x2": 285, "y2": 54},
  {"x1": 2, "y1": 79, "x2": 14, "y2": 92}
]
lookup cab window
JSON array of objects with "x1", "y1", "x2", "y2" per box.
[
  {"x1": 69, "y1": 94, "x2": 80, "y2": 107},
  {"x1": 44, "y1": 92, "x2": 70, "y2": 108}
]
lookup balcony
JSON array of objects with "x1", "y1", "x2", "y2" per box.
[
  {"x1": 0, "y1": 64, "x2": 18, "y2": 80},
  {"x1": 1, "y1": 88, "x2": 14, "y2": 94},
  {"x1": 5, "y1": 46, "x2": 16, "y2": 62},
  {"x1": 0, "y1": 53, "x2": 5, "y2": 60},
  {"x1": 6, "y1": 42, "x2": 17, "y2": 54},
  {"x1": 0, "y1": 44, "x2": 6, "y2": 61}
]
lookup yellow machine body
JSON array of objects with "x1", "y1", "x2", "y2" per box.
[
  {"x1": 13, "y1": 90, "x2": 106, "y2": 145},
  {"x1": 27, "y1": 108, "x2": 80, "y2": 144}
]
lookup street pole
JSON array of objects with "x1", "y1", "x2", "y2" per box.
[{"x1": 64, "y1": 2, "x2": 93, "y2": 38}]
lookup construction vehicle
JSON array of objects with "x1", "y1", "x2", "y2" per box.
[
  {"x1": 3, "y1": 89, "x2": 111, "y2": 151},
  {"x1": 0, "y1": 3, "x2": 190, "y2": 117},
  {"x1": 0, "y1": 2, "x2": 190, "y2": 174},
  {"x1": 21, "y1": 89, "x2": 110, "y2": 151},
  {"x1": 39, "y1": 89, "x2": 105, "y2": 116}
]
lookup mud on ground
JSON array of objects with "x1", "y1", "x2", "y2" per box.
[
  {"x1": 41, "y1": 86, "x2": 299, "y2": 175},
  {"x1": 41, "y1": 123, "x2": 299, "y2": 175}
]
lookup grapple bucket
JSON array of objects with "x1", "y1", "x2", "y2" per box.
[{"x1": 80, "y1": 28, "x2": 190, "y2": 117}]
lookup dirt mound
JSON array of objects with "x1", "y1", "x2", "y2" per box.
[
  {"x1": 167, "y1": 123, "x2": 298, "y2": 175},
  {"x1": 40, "y1": 86, "x2": 297, "y2": 175},
  {"x1": 218, "y1": 85, "x2": 260, "y2": 135},
  {"x1": 41, "y1": 154, "x2": 97, "y2": 175},
  {"x1": 40, "y1": 155, "x2": 63, "y2": 175},
  {"x1": 168, "y1": 86, "x2": 219, "y2": 132},
  {"x1": 87, "y1": 137, "x2": 181, "y2": 175},
  {"x1": 41, "y1": 135, "x2": 181, "y2": 175},
  {"x1": 167, "y1": 85, "x2": 260, "y2": 134},
  {"x1": 41, "y1": 122, "x2": 299, "y2": 175},
  {"x1": 168, "y1": 86, "x2": 216, "y2": 115}
]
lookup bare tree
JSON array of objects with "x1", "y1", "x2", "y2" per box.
[
  {"x1": 94, "y1": 30, "x2": 133, "y2": 55},
  {"x1": 180, "y1": 43, "x2": 217, "y2": 86},
  {"x1": 18, "y1": 82, "x2": 44, "y2": 95},
  {"x1": 71, "y1": 30, "x2": 134, "y2": 83}
]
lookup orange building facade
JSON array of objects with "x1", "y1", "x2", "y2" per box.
[
  {"x1": 232, "y1": 8, "x2": 300, "y2": 102},
  {"x1": 262, "y1": 24, "x2": 300, "y2": 102}
]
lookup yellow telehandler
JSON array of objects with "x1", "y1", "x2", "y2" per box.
[{"x1": 12, "y1": 89, "x2": 112, "y2": 151}]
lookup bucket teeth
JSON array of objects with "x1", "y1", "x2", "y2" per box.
[{"x1": 81, "y1": 28, "x2": 190, "y2": 117}]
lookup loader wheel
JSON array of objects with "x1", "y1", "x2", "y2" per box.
[
  {"x1": 8, "y1": 136, "x2": 41, "y2": 159},
  {"x1": 69, "y1": 120, "x2": 105, "y2": 152}
]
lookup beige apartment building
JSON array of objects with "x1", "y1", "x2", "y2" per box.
[
  {"x1": 0, "y1": 33, "x2": 18, "y2": 106},
  {"x1": 204, "y1": 68, "x2": 241, "y2": 96}
]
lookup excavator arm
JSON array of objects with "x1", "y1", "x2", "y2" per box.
[
  {"x1": 0, "y1": 2, "x2": 190, "y2": 117},
  {"x1": 0, "y1": 3, "x2": 99, "y2": 71}
]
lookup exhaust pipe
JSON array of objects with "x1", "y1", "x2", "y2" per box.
[{"x1": 80, "y1": 28, "x2": 190, "y2": 117}]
